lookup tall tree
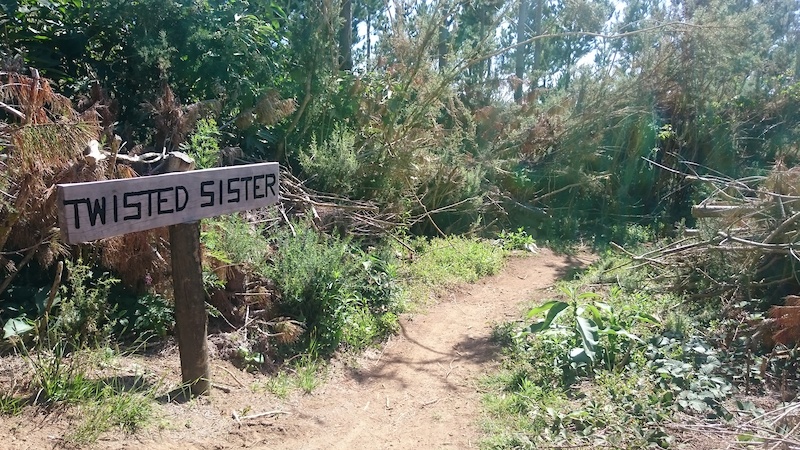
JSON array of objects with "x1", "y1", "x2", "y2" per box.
[
  {"x1": 339, "y1": 0, "x2": 353, "y2": 70},
  {"x1": 515, "y1": 0, "x2": 530, "y2": 103}
]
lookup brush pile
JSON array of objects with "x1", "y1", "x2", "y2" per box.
[{"x1": 617, "y1": 162, "x2": 800, "y2": 348}]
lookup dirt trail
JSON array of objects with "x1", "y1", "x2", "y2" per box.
[{"x1": 1, "y1": 250, "x2": 590, "y2": 450}]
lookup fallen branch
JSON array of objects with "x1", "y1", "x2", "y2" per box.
[{"x1": 239, "y1": 410, "x2": 289, "y2": 420}]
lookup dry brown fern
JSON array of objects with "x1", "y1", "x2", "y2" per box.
[{"x1": 770, "y1": 295, "x2": 800, "y2": 347}]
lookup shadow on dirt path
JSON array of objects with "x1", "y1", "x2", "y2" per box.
[{"x1": 0, "y1": 249, "x2": 591, "y2": 450}]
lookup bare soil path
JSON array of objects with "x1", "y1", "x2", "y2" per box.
[{"x1": 0, "y1": 250, "x2": 591, "y2": 450}]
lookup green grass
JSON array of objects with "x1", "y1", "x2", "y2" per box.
[
  {"x1": 253, "y1": 355, "x2": 327, "y2": 397},
  {"x1": 66, "y1": 389, "x2": 153, "y2": 446},
  {"x1": 401, "y1": 236, "x2": 505, "y2": 305},
  {"x1": 257, "y1": 370, "x2": 292, "y2": 399},
  {"x1": 22, "y1": 346, "x2": 159, "y2": 445},
  {"x1": 0, "y1": 392, "x2": 25, "y2": 415},
  {"x1": 294, "y1": 356, "x2": 325, "y2": 394}
]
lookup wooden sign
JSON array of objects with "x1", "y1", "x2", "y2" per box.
[{"x1": 57, "y1": 162, "x2": 279, "y2": 244}]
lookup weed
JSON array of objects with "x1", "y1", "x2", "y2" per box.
[
  {"x1": 294, "y1": 356, "x2": 324, "y2": 394},
  {"x1": 66, "y1": 390, "x2": 153, "y2": 446},
  {"x1": 481, "y1": 252, "x2": 720, "y2": 448},
  {"x1": 20, "y1": 343, "x2": 158, "y2": 444},
  {"x1": 298, "y1": 126, "x2": 359, "y2": 195},
  {"x1": 26, "y1": 343, "x2": 93, "y2": 404},
  {"x1": 0, "y1": 391, "x2": 24, "y2": 415},
  {"x1": 237, "y1": 345, "x2": 266, "y2": 372},
  {"x1": 268, "y1": 221, "x2": 402, "y2": 355},
  {"x1": 201, "y1": 214, "x2": 271, "y2": 273},
  {"x1": 52, "y1": 260, "x2": 119, "y2": 349},
  {"x1": 523, "y1": 284, "x2": 659, "y2": 377},
  {"x1": 114, "y1": 293, "x2": 174, "y2": 342},
  {"x1": 498, "y1": 228, "x2": 537, "y2": 252},
  {"x1": 181, "y1": 117, "x2": 220, "y2": 169},
  {"x1": 259, "y1": 371, "x2": 292, "y2": 399}
]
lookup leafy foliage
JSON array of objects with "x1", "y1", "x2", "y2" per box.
[
  {"x1": 53, "y1": 260, "x2": 119, "y2": 348},
  {"x1": 267, "y1": 221, "x2": 401, "y2": 355}
]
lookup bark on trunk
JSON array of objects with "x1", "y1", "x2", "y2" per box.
[{"x1": 170, "y1": 221, "x2": 210, "y2": 396}]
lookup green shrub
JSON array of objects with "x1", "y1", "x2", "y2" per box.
[
  {"x1": 201, "y1": 214, "x2": 271, "y2": 272},
  {"x1": 267, "y1": 222, "x2": 401, "y2": 355},
  {"x1": 498, "y1": 228, "x2": 537, "y2": 251},
  {"x1": 298, "y1": 126, "x2": 360, "y2": 195},
  {"x1": 114, "y1": 293, "x2": 174, "y2": 342},
  {"x1": 53, "y1": 260, "x2": 119, "y2": 348},
  {"x1": 181, "y1": 117, "x2": 221, "y2": 169}
]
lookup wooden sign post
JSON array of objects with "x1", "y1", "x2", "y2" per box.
[{"x1": 57, "y1": 162, "x2": 280, "y2": 396}]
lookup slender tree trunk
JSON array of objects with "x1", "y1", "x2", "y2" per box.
[
  {"x1": 795, "y1": 29, "x2": 800, "y2": 81},
  {"x1": 438, "y1": 14, "x2": 449, "y2": 72},
  {"x1": 366, "y1": 10, "x2": 372, "y2": 64},
  {"x1": 339, "y1": 0, "x2": 353, "y2": 70},
  {"x1": 531, "y1": 0, "x2": 543, "y2": 91},
  {"x1": 514, "y1": 0, "x2": 530, "y2": 103}
]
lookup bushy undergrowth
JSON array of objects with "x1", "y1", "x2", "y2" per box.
[
  {"x1": 481, "y1": 250, "x2": 786, "y2": 449},
  {"x1": 267, "y1": 222, "x2": 402, "y2": 356}
]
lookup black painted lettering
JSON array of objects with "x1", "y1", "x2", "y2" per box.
[
  {"x1": 200, "y1": 181, "x2": 214, "y2": 207},
  {"x1": 86, "y1": 197, "x2": 107, "y2": 226},
  {"x1": 227, "y1": 177, "x2": 241, "y2": 203},
  {"x1": 113, "y1": 195, "x2": 118, "y2": 223},
  {"x1": 123, "y1": 192, "x2": 142, "y2": 220},
  {"x1": 265, "y1": 173, "x2": 277, "y2": 197},
  {"x1": 157, "y1": 189, "x2": 173, "y2": 214},
  {"x1": 219, "y1": 180, "x2": 223, "y2": 205},
  {"x1": 145, "y1": 190, "x2": 157, "y2": 217},
  {"x1": 176, "y1": 186, "x2": 189, "y2": 211},
  {"x1": 240, "y1": 176, "x2": 253, "y2": 201},
  {"x1": 253, "y1": 174, "x2": 265, "y2": 199},
  {"x1": 63, "y1": 198, "x2": 86, "y2": 229}
]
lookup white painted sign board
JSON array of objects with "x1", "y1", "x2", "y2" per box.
[{"x1": 57, "y1": 162, "x2": 279, "y2": 244}]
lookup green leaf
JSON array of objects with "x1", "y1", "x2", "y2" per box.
[
  {"x1": 33, "y1": 286, "x2": 49, "y2": 315},
  {"x1": 3, "y1": 317, "x2": 34, "y2": 339},
  {"x1": 581, "y1": 303, "x2": 603, "y2": 326},
  {"x1": 527, "y1": 300, "x2": 569, "y2": 334},
  {"x1": 635, "y1": 312, "x2": 661, "y2": 325},
  {"x1": 570, "y1": 347, "x2": 593, "y2": 365},
  {"x1": 575, "y1": 316, "x2": 598, "y2": 362},
  {"x1": 615, "y1": 328, "x2": 644, "y2": 343}
]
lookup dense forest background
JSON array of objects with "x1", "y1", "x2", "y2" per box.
[
  {"x1": 2, "y1": 2, "x2": 800, "y2": 446},
  {"x1": 4, "y1": 0, "x2": 798, "y2": 243}
]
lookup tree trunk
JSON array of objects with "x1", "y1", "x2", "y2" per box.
[
  {"x1": 514, "y1": 0, "x2": 530, "y2": 103},
  {"x1": 366, "y1": 10, "x2": 372, "y2": 64},
  {"x1": 531, "y1": 0, "x2": 543, "y2": 90},
  {"x1": 339, "y1": 0, "x2": 353, "y2": 70},
  {"x1": 438, "y1": 14, "x2": 449, "y2": 72},
  {"x1": 795, "y1": 29, "x2": 800, "y2": 82}
]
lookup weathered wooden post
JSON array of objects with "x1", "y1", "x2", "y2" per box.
[
  {"x1": 169, "y1": 220, "x2": 210, "y2": 395},
  {"x1": 56, "y1": 158, "x2": 280, "y2": 397},
  {"x1": 166, "y1": 154, "x2": 209, "y2": 396}
]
